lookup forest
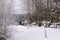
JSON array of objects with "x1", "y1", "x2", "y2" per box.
[{"x1": 0, "y1": 0, "x2": 60, "y2": 40}]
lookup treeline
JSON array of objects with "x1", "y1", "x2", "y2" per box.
[{"x1": 27, "y1": 0, "x2": 60, "y2": 24}]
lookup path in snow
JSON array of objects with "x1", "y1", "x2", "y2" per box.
[{"x1": 6, "y1": 25, "x2": 60, "y2": 40}]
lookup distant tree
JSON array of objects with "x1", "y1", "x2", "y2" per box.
[
  {"x1": 51, "y1": 0, "x2": 60, "y2": 22},
  {"x1": 27, "y1": 0, "x2": 60, "y2": 24},
  {"x1": 27, "y1": 0, "x2": 47, "y2": 24}
]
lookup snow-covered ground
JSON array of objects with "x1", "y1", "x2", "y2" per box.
[{"x1": 6, "y1": 25, "x2": 60, "y2": 40}]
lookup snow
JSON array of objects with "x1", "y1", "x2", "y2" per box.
[{"x1": 6, "y1": 25, "x2": 60, "y2": 40}]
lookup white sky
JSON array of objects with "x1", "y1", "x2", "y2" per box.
[{"x1": 11, "y1": 0, "x2": 27, "y2": 14}]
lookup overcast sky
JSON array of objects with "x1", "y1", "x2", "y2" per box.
[{"x1": 11, "y1": 0, "x2": 27, "y2": 14}]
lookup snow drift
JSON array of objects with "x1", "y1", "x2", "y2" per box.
[{"x1": 6, "y1": 25, "x2": 60, "y2": 40}]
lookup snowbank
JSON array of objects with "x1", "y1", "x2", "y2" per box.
[{"x1": 6, "y1": 25, "x2": 60, "y2": 40}]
